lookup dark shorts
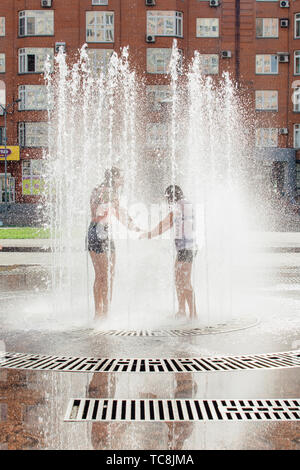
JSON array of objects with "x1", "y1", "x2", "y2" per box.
[
  {"x1": 87, "y1": 222, "x2": 115, "y2": 254},
  {"x1": 176, "y1": 249, "x2": 197, "y2": 263}
]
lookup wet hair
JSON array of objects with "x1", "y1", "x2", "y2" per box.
[
  {"x1": 164, "y1": 185, "x2": 184, "y2": 203},
  {"x1": 104, "y1": 166, "x2": 121, "y2": 187}
]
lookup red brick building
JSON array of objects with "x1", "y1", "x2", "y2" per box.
[{"x1": 0, "y1": 0, "x2": 300, "y2": 213}]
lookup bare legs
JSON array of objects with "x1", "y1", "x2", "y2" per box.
[
  {"x1": 175, "y1": 259, "x2": 197, "y2": 320},
  {"x1": 89, "y1": 250, "x2": 116, "y2": 320}
]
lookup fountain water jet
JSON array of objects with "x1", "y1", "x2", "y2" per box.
[{"x1": 41, "y1": 44, "x2": 256, "y2": 331}]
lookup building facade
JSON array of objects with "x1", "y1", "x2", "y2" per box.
[{"x1": 0, "y1": 0, "x2": 300, "y2": 209}]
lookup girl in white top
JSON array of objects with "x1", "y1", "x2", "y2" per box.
[{"x1": 140, "y1": 185, "x2": 197, "y2": 320}]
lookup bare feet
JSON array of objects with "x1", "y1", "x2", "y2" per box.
[{"x1": 175, "y1": 310, "x2": 186, "y2": 319}]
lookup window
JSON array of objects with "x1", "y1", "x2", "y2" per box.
[
  {"x1": 255, "y1": 128, "x2": 278, "y2": 147},
  {"x1": 146, "y1": 85, "x2": 172, "y2": 111},
  {"x1": 196, "y1": 18, "x2": 219, "y2": 38},
  {"x1": 256, "y1": 18, "x2": 278, "y2": 38},
  {"x1": 147, "y1": 48, "x2": 177, "y2": 74},
  {"x1": 295, "y1": 13, "x2": 300, "y2": 38},
  {"x1": 0, "y1": 18, "x2": 5, "y2": 36},
  {"x1": 22, "y1": 160, "x2": 45, "y2": 195},
  {"x1": 19, "y1": 11, "x2": 54, "y2": 37},
  {"x1": 294, "y1": 124, "x2": 300, "y2": 148},
  {"x1": 0, "y1": 54, "x2": 5, "y2": 73},
  {"x1": 198, "y1": 54, "x2": 219, "y2": 74},
  {"x1": 19, "y1": 48, "x2": 54, "y2": 74},
  {"x1": 18, "y1": 122, "x2": 48, "y2": 147},
  {"x1": 0, "y1": 127, "x2": 5, "y2": 145},
  {"x1": 293, "y1": 87, "x2": 300, "y2": 112},
  {"x1": 295, "y1": 51, "x2": 300, "y2": 75},
  {"x1": 86, "y1": 11, "x2": 114, "y2": 43},
  {"x1": 147, "y1": 11, "x2": 183, "y2": 37},
  {"x1": 92, "y1": 0, "x2": 108, "y2": 4},
  {"x1": 146, "y1": 123, "x2": 170, "y2": 149},
  {"x1": 255, "y1": 90, "x2": 278, "y2": 111},
  {"x1": 296, "y1": 162, "x2": 300, "y2": 196},
  {"x1": 256, "y1": 54, "x2": 278, "y2": 74},
  {"x1": 86, "y1": 49, "x2": 113, "y2": 74},
  {"x1": 18, "y1": 85, "x2": 50, "y2": 111}
]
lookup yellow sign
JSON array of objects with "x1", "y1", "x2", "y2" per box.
[{"x1": 0, "y1": 146, "x2": 20, "y2": 161}]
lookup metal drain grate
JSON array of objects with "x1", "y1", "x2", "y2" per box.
[
  {"x1": 64, "y1": 398, "x2": 300, "y2": 422},
  {"x1": 89, "y1": 318, "x2": 259, "y2": 337},
  {"x1": 1, "y1": 350, "x2": 300, "y2": 373}
]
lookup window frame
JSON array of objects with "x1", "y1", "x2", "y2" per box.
[
  {"x1": 196, "y1": 18, "x2": 219, "y2": 38},
  {"x1": 18, "y1": 48, "x2": 54, "y2": 74},
  {"x1": 18, "y1": 10, "x2": 54, "y2": 37},
  {"x1": 147, "y1": 11, "x2": 183, "y2": 38},
  {"x1": 255, "y1": 90, "x2": 278, "y2": 112},
  {"x1": 255, "y1": 128, "x2": 278, "y2": 148},
  {"x1": 295, "y1": 13, "x2": 300, "y2": 38},
  {"x1": 18, "y1": 122, "x2": 48, "y2": 148},
  {"x1": 294, "y1": 124, "x2": 300, "y2": 148},
  {"x1": 22, "y1": 159, "x2": 45, "y2": 196},
  {"x1": 255, "y1": 54, "x2": 278, "y2": 74},
  {"x1": 86, "y1": 11, "x2": 114, "y2": 43},
  {"x1": 256, "y1": 18, "x2": 279, "y2": 38}
]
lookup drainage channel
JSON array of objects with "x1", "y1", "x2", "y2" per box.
[
  {"x1": 1, "y1": 350, "x2": 299, "y2": 373},
  {"x1": 65, "y1": 398, "x2": 300, "y2": 422}
]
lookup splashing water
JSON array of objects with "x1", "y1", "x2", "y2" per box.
[{"x1": 42, "y1": 44, "x2": 256, "y2": 330}]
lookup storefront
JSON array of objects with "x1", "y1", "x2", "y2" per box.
[{"x1": 0, "y1": 146, "x2": 20, "y2": 203}]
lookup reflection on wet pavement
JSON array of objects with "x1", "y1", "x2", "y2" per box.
[{"x1": 0, "y1": 255, "x2": 299, "y2": 449}]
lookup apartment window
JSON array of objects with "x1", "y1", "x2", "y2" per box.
[
  {"x1": 22, "y1": 160, "x2": 45, "y2": 196},
  {"x1": 295, "y1": 13, "x2": 300, "y2": 38},
  {"x1": 255, "y1": 128, "x2": 278, "y2": 148},
  {"x1": 256, "y1": 54, "x2": 278, "y2": 74},
  {"x1": 19, "y1": 48, "x2": 54, "y2": 74},
  {"x1": 146, "y1": 85, "x2": 172, "y2": 111},
  {"x1": 255, "y1": 90, "x2": 278, "y2": 111},
  {"x1": 86, "y1": 11, "x2": 114, "y2": 43},
  {"x1": 296, "y1": 162, "x2": 300, "y2": 196},
  {"x1": 18, "y1": 85, "x2": 50, "y2": 111},
  {"x1": 147, "y1": 11, "x2": 183, "y2": 37},
  {"x1": 294, "y1": 124, "x2": 300, "y2": 148},
  {"x1": 0, "y1": 127, "x2": 5, "y2": 145},
  {"x1": 0, "y1": 18, "x2": 5, "y2": 36},
  {"x1": 87, "y1": 49, "x2": 113, "y2": 74},
  {"x1": 293, "y1": 87, "x2": 300, "y2": 112},
  {"x1": 295, "y1": 51, "x2": 300, "y2": 75},
  {"x1": 19, "y1": 11, "x2": 54, "y2": 37},
  {"x1": 146, "y1": 123, "x2": 170, "y2": 149},
  {"x1": 0, "y1": 54, "x2": 5, "y2": 73},
  {"x1": 92, "y1": 0, "x2": 108, "y2": 4},
  {"x1": 147, "y1": 48, "x2": 173, "y2": 74},
  {"x1": 18, "y1": 122, "x2": 48, "y2": 147},
  {"x1": 198, "y1": 54, "x2": 219, "y2": 75},
  {"x1": 256, "y1": 18, "x2": 278, "y2": 38},
  {"x1": 196, "y1": 18, "x2": 219, "y2": 38}
]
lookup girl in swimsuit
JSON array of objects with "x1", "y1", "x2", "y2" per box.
[
  {"x1": 88, "y1": 167, "x2": 141, "y2": 321},
  {"x1": 140, "y1": 185, "x2": 197, "y2": 320}
]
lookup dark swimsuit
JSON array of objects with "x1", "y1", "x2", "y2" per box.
[
  {"x1": 87, "y1": 184, "x2": 116, "y2": 255},
  {"x1": 87, "y1": 222, "x2": 115, "y2": 254}
]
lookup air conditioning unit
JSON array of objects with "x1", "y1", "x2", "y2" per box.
[
  {"x1": 221, "y1": 50, "x2": 232, "y2": 59},
  {"x1": 210, "y1": 0, "x2": 220, "y2": 7},
  {"x1": 55, "y1": 42, "x2": 66, "y2": 53},
  {"x1": 146, "y1": 35, "x2": 155, "y2": 43},
  {"x1": 145, "y1": 0, "x2": 156, "y2": 6},
  {"x1": 279, "y1": 128, "x2": 289, "y2": 135},
  {"x1": 280, "y1": 19, "x2": 289, "y2": 28},
  {"x1": 278, "y1": 52, "x2": 289, "y2": 62},
  {"x1": 280, "y1": 0, "x2": 289, "y2": 7},
  {"x1": 41, "y1": 0, "x2": 52, "y2": 7}
]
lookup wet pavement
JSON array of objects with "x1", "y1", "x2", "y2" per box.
[{"x1": 0, "y1": 238, "x2": 300, "y2": 449}]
